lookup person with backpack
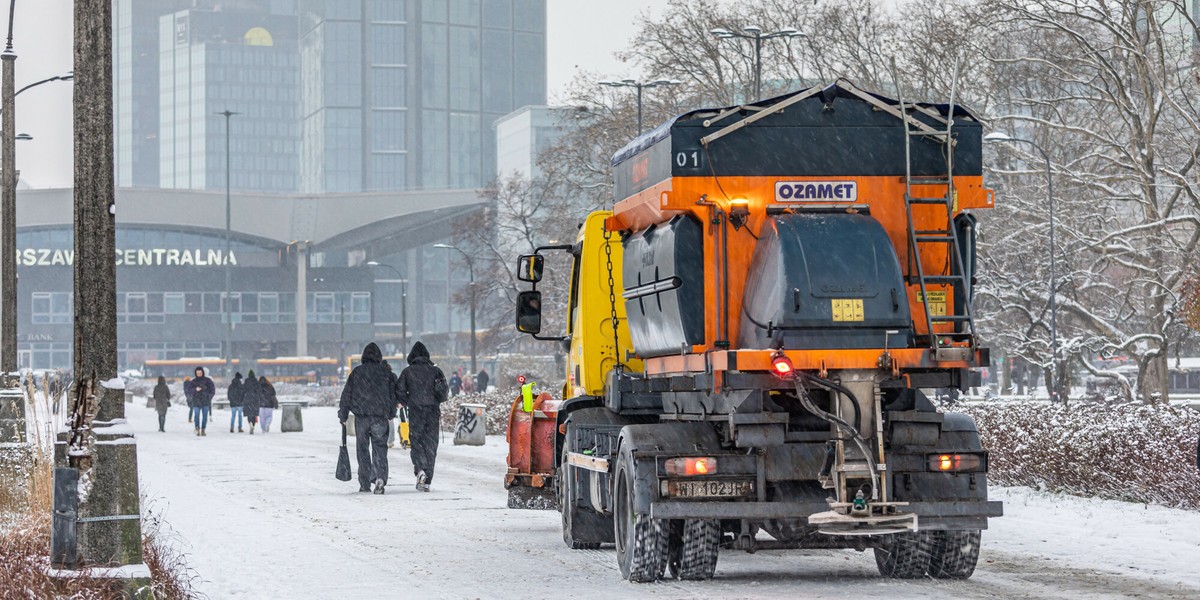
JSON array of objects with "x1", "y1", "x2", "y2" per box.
[
  {"x1": 152, "y1": 375, "x2": 171, "y2": 432},
  {"x1": 228, "y1": 372, "x2": 245, "y2": 433},
  {"x1": 395, "y1": 341, "x2": 448, "y2": 492},
  {"x1": 338, "y1": 342, "x2": 399, "y2": 494}
]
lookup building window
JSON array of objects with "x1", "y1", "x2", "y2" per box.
[
  {"x1": 165, "y1": 292, "x2": 185, "y2": 314},
  {"x1": 31, "y1": 292, "x2": 71, "y2": 325}
]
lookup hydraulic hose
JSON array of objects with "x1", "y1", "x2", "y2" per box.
[
  {"x1": 797, "y1": 372, "x2": 862, "y2": 435},
  {"x1": 791, "y1": 375, "x2": 880, "y2": 502}
]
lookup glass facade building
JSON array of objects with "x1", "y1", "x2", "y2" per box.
[
  {"x1": 299, "y1": 0, "x2": 547, "y2": 192},
  {"x1": 159, "y1": 6, "x2": 301, "y2": 192}
]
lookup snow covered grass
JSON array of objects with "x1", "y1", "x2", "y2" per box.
[{"x1": 958, "y1": 402, "x2": 1200, "y2": 510}]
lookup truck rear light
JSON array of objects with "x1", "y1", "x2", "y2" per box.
[
  {"x1": 928, "y1": 453, "x2": 985, "y2": 473},
  {"x1": 771, "y1": 352, "x2": 794, "y2": 377},
  {"x1": 665, "y1": 457, "x2": 718, "y2": 477}
]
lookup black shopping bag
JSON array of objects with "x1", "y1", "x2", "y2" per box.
[{"x1": 336, "y1": 423, "x2": 352, "y2": 482}]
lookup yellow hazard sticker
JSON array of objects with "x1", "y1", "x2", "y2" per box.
[
  {"x1": 831, "y1": 299, "x2": 865, "y2": 322},
  {"x1": 916, "y1": 291, "x2": 948, "y2": 316}
]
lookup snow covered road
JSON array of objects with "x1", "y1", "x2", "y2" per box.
[{"x1": 126, "y1": 402, "x2": 1200, "y2": 599}]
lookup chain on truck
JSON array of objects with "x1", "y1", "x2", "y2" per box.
[{"x1": 504, "y1": 78, "x2": 1003, "y2": 583}]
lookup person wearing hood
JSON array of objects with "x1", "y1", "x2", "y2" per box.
[
  {"x1": 152, "y1": 375, "x2": 172, "y2": 432},
  {"x1": 339, "y1": 342, "x2": 400, "y2": 494},
  {"x1": 259, "y1": 376, "x2": 279, "y2": 433},
  {"x1": 190, "y1": 366, "x2": 216, "y2": 436},
  {"x1": 243, "y1": 370, "x2": 263, "y2": 434},
  {"x1": 228, "y1": 372, "x2": 246, "y2": 433},
  {"x1": 395, "y1": 341, "x2": 448, "y2": 492}
]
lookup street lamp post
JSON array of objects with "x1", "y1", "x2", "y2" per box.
[
  {"x1": 366, "y1": 261, "x2": 408, "y2": 351},
  {"x1": 984, "y1": 131, "x2": 1061, "y2": 403},
  {"x1": 217, "y1": 110, "x2": 239, "y2": 375},
  {"x1": 710, "y1": 25, "x2": 805, "y2": 101},
  {"x1": 598, "y1": 79, "x2": 681, "y2": 135},
  {"x1": 0, "y1": 2, "x2": 72, "y2": 374},
  {"x1": 433, "y1": 244, "x2": 476, "y2": 374}
]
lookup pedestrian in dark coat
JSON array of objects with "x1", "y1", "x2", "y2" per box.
[
  {"x1": 395, "y1": 341, "x2": 448, "y2": 491},
  {"x1": 476, "y1": 369, "x2": 489, "y2": 393},
  {"x1": 190, "y1": 367, "x2": 216, "y2": 436},
  {"x1": 228, "y1": 372, "x2": 245, "y2": 433},
  {"x1": 153, "y1": 376, "x2": 171, "y2": 432},
  {"x1": 183, "y1": 376, "x2": 195, "y2": 423},
  {"x1": 243, "y1": 371, "x2": 263, "y2": 434},
  {"x1": 260, "y1": 376, "x2": 279, "y2": 433},
  {"x1": 449, "y1": 370, "x2": 462, "y2": 397},
  {"x1": 339, "y1": 342, "x2": 400, "y2": 494}
]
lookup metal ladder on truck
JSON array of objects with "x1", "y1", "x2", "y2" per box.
[{"x1": 894, "y1": 61, "x2": 977, "y2": 359}]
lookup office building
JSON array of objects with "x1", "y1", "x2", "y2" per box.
[
  {"x1": 299, "y1": 0, "x2": 547, "y2": 192},
  {"x1": 159, "y1": 4, "x2": 301, "y2": 192}
]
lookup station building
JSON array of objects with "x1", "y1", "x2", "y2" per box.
[{"x1": 15, "y1": 186, "x2": 484, "y2": 372}]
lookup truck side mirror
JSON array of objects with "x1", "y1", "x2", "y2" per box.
[
  {"x1": 517, "y1": 254, "x2": 544, "y2": 283},
  {"x1": 515, "y1": 290, "x2": 543, "y2": 334}
]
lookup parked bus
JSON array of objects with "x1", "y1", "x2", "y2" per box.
[
  {"x1": 255, "y1": 356, "x2": 338, "y2": 386},
  {"x1": 144, "y1": 357, "x2": 239, "y2": 382},
  {"x1": 347, "y1": 354, "x2": 406, "y2": 373}
]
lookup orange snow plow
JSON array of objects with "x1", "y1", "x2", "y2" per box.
[{"x1": 504, "y1": 391, "x2": 560, "y2": 509}]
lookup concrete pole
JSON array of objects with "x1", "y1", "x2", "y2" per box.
[
  {"x1": 296, "y1": 242, "x2": 307, "y2": 355},
  {"x1": 1, "y1": 4, "x2": 16, "y2": 374},
  {"x1": 73, "y1": 0, "x2": 120, "y2": 422},
  {"x1": 73, "y1": 0, "x2": 144, "y2": 572}
]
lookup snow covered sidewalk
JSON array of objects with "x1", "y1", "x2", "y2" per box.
[{"x1": 125, "y1": 402, "x2": 1200, "y2": 599}]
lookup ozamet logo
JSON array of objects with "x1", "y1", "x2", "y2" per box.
[{"x1": 775, "y1": 181, "x2": 858, "y2": 202}]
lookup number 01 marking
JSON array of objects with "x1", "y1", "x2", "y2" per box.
[{"x1": 675, "y1": 150, "x2": 700, "y2": 168}]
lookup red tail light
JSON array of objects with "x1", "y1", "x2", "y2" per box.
[
  {"x1": 927, "y1": 453, "x2": 986, "y2": 473},
  {"x1": 771, "y1": 352, "x2": 794, "y2": 377}
]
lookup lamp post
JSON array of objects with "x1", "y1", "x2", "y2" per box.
[
  {"x1": 709, "y1": 25, "x2": 805, "y2": 101},
  {"x1": 217, "y1": 110, "x2": 239, "y2": 376},
  {"x1": 366, "y1": 260, "x2": 408, "y2": 351},
  {"x1": 984, "y1": 131, "x2": 1060, "y2": 403},
  {"x1": 433, "y1": 243, "x2": 476, "y2": 373},
  {"x1": 2, "y1": 34, "x2": 72, "y2": 374},
  {"x1": 597, "y1": 79, "x2": 681, "y2": 135}
]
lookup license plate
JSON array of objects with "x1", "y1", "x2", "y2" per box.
[{"x1": 666, "y1": 479, "x2": 754, "y2": 498}]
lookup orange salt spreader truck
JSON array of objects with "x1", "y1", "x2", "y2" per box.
[{"x1": 505, "y1": 81, "x2": 1003, "y2": 583}]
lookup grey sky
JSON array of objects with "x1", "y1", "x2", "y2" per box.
[{"x1": 8, "y1": 0, "x2": 669, "y2": 188}]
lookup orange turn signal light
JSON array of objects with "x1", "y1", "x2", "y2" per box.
[
  {"x1": 665, "y1": 457, "x2": 718, "y2": 477},
  {"x1": 927, "y1": 453, "x2": 985, "y2": 473}
]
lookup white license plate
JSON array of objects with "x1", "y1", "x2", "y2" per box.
[{"x1": 667, "y1": 479, "x2": 754, "y2": 498}]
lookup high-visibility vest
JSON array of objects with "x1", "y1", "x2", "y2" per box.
[{"x1": 521, "y1": 382, "x2": 537, "y2": 412}]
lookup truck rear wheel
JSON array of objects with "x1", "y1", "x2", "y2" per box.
[
  {"x1": 614, "y1": 449, "x2": 667, "y2": 582},
  {"x1": 676, "y1": 519, "x2": 720, "y2": 580},
  {"x1": 560, "y1": 445, "x2": 609, "y2": 549},
  {"x1": 873, "y1": 531, "x2": 932, "y2": 579},
  {"x1": 928, "y1": 530, "x2": 981, "y2": 579}
]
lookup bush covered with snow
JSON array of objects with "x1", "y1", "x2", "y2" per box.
[
  {"x1": 438, "y1": 390, "x2": 517, "y2": 434},
  {"x1": 957, "y1": 402, "x2": 1200, "y2": 510}
]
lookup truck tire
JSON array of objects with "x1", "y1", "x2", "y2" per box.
[
  {"x1": 676, "y1": 519, "x2": 720, "y2": 580},
  {"x1": 873, "y1": 531, "x2": 932, "y2": 579},
  {"x1": 614, "y1": 449, "x2": 667, "y2": 582},
  {"x1": 559, "y1": 445, "x2": 609, "y2": 549},
  {"x1": 928, "y1": 530, "x2": 981, "y2": 579}
]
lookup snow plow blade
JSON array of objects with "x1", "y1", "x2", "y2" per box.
[{"x1": 504, "y1": 392, "x2": 560, "y2": 510}]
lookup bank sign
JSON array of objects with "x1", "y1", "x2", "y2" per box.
[
  {"x1": 774, "y1": 180, "x2": 858, "y2": 202},
  {"x1": 18, "y1": 248, "x2": 238, "y2": 267}
]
